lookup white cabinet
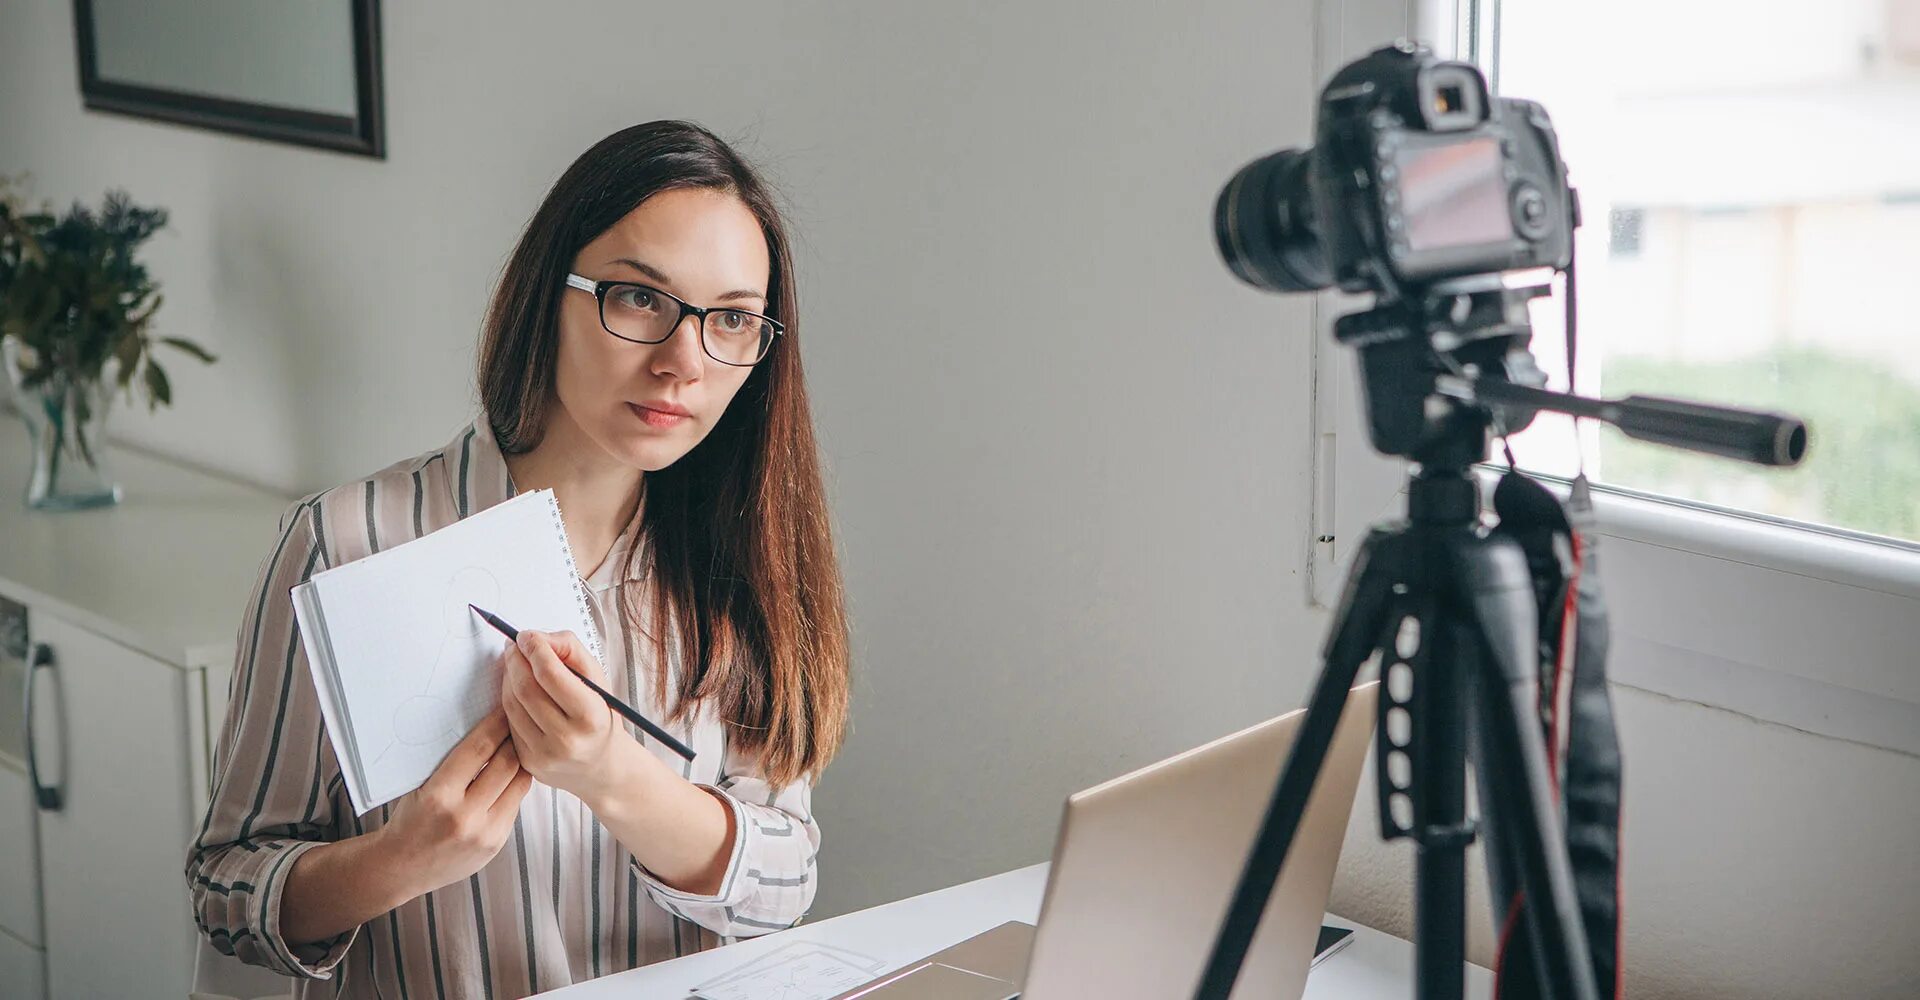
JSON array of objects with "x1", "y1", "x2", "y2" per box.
[
  {"x1": 0, "y1": 759, "x2": 44, "y2": 948},
  {"x1": 29, "y1": 611, "x2": 201, "y2": 999},
  {"x1": 0, "y1": 429, "x2": 291, "y2": 1000},
  {"x1": 0, "y1": 598, "x2": 48, "y2": 1000},
  {"x1": 0, "y1": 765, "x2": 47, "y2": 1000},
  {"x1": 0, "y1": 766, "x2": 42, "y2": 948}
]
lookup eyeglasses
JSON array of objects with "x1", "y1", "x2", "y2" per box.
[{"x1": 565, "y1": 272, "x2": 783, "y2": 367}]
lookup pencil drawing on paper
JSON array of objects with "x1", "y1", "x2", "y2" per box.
[{"x1": 373, "y1": 565, "x2": 504, "y2": 761}]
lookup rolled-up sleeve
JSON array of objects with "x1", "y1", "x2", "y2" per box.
[
  {"x1": 185, "y1": 498, "x2": 355, "y2": 979},
  {"x1": 634, "y1": 743, "x2": 821, "y2": 939}
]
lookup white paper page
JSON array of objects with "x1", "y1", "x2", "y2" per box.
[
  {"x1": 303, "y1": 489, "x2": 595, "y2": 813},
  {"x1": 694, "y1": 941, "x2": 887, "y2": 992},
  {"x1": 690, "y1": 946, "x2": 888, "y2": 1000}
]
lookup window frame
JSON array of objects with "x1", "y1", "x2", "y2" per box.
[{"x1": 1307, "y1": 0, "x2": 1920, "y2": 757}]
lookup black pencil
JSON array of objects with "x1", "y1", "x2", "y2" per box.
[{"x1": 469, "y1": 603, "x2": 697, "y2": 763}]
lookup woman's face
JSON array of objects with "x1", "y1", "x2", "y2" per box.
[{"x1": 554, "y1": 187, "x2": 771, "y2": 473}]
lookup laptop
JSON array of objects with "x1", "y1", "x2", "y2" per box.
[{"x1": 831, "y1": 682, "x2": 1378, "y2": 999}]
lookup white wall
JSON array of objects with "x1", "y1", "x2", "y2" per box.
[{"x1": 3, "y1": 2, "x2": 1915, "y2": 999}]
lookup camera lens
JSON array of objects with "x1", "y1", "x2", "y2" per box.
[{"x1": 1213, "y1": 149, "x2": 1331, "y2": 293}]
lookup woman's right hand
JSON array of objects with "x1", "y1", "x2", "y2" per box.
[
  {"x1": 378, "y1": 709, "x2": 534, "y2": 895},
  {"x1": 281, "y1": 711, "x2": 533, "y2": 947}
]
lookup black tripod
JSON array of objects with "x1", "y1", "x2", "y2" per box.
[{"x1": 1191, "y1": 290, "x2": 1807, "y2": 1000}]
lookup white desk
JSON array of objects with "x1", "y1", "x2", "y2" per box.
[{"x1": 533, "y1": 863, "x2": 1492, "y2": 998}]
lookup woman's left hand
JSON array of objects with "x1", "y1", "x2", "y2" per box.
[{"x1": 499, "y1": 629, "x2": 628, "y2": 802}]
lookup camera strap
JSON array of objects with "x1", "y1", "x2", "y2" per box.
[{"x1": 1488, "y1": 469, "x2": 1624, "y2": 1000}]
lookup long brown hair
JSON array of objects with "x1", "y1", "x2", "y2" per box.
[{"x1": 477, "y1": 121, "x2": 848, "y2": 789}]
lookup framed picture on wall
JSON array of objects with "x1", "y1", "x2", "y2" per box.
[{"x1": 73, "y1": 0, "x2": 385, "y2": 158}]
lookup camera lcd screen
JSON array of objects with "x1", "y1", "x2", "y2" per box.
[{"x1": 1396, "y1": 137, "x2": 1512, "y2": 252}]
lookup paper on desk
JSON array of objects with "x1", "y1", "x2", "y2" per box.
[
  {"x1": 690, "y1": 942, "x2": 887, "y2": 1000},
  {"x1": 694, "y1": 941, "x2": 886, "y2": 990}
]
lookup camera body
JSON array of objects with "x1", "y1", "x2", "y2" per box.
[{"x1": 1216, "y1": 41, "x2": 1576, "y2": 297}]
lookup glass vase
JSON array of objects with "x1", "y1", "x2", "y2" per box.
[{"x1": 2, "y1": 338, "x2": 123, "y2": 510}]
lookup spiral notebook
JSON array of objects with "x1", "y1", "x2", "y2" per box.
[{"x1": 291, "y1": 488, "x2": 603, "y2": 815}]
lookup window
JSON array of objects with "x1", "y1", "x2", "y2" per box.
[{"x1": 1474, "y1": 0, "x2": 1920, "y2": 547}]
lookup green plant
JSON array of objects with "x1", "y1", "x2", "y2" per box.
[{"x1": 0, "y1": 176, "x2": 215, "y2": 463}]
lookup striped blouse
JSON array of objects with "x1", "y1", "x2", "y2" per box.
[{"x1": 186, "y1": 416, "x2": 821, "y2": 999}]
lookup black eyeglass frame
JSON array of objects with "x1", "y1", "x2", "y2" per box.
[{"x1": 564, "y1": 272, "x2": 784, "y2": 367}]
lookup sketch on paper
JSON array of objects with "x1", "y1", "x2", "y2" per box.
[{"x1": 372, "y1": 565, "x2": 504, "y2": 764}]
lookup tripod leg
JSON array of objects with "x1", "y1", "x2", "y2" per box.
[
  {"x1": 1370, "y1": 548, "x2": 1470, "y2": 1000},
  {"x1": 1409, "y1": 611, "x2": 1473, "y2": 1000},
  {"x1": 1456, "y1": 534, "x2": 1599, "y2": 1000},
  {"x1": 1192, "y1": 527, "x2": 1404, "y2": 1000}
]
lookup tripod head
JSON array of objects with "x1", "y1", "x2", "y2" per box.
[{"x1": 1335, "y1": 279, "x2": 1809, "y2": 477}]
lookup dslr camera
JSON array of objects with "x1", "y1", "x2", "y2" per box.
[{"x1": 1216, "y1": 40, "x2": 1576, "y2": 298}]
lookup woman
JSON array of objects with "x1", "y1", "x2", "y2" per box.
[{"x1": 187, "y1": 120, "x2": 851, "y2": 998}]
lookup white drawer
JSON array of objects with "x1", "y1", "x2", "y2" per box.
[{"x1": 0, "y1": 766, "x2": 42, "y2": 948}]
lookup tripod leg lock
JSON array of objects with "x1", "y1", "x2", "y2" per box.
[{"x1": 1420, "y1": 820, "x2": 1479, "y2": 850}]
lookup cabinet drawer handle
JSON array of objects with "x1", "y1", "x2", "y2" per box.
[{"x1": 26, "y1": 642, "x2": 63, "y2": 811}]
